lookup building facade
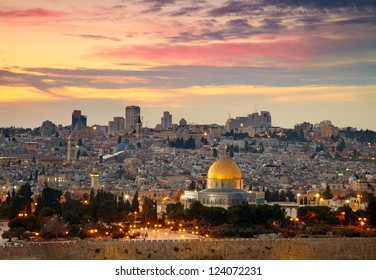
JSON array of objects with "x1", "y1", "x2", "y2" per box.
[
  {"x1": 72, "y1": 110, "x2": 87, "y2": 131},
  {"x1": 225, "y1": 111, "x2": 271, "y2": 132},
  {"x1": 125, "y1": 106, "x2": 141, "y2": 132},
  {"x1": 161, "y1": 111, "x2": 172, "y2": 128},
  {"x1": 108, "y1": 117, "x2": 125, "y2": 134}
]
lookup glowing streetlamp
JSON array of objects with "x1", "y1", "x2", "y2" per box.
[{"x1": 358, "y1": 217, "x2": 367, "y2": 229}]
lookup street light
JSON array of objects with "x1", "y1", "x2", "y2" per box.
[{"x1": 358, "y1": 217, "x2": 367, "y2": 229}]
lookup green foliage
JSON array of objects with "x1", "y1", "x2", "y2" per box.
[
  {"x1": 10, "y1": 183, "x2": 33, "y2": 218},
  {"x1": 39, "y1": 207, "x2": 55, "y2": 219},
  {"x1": 341, "y1": 128, "x2": 376, "y2": 144},
  {"x1": 335, "y1": 206, "x2": 355, "y2": 225},
  {"x1": 131, "y1": 191, "x2": 140, "y2": 213},
  {"x1": 62, "y1": 210, "x2": 82, "y2": 225},
  {"x1": 13, "y1": 227, "x2": 25, "y2": 239},
  {"x1": 8, "y1": 215, "x2": 40, "y2": 232},
  {"x1": 336, "y1": 138, "x2": 346, "y2": 152},
  {"x1": 188, "y1": 180, "x2": 196, "y2": 190},
  {"x1": 40, "y1": 186, "x2": 62, "y2": 213},
  {"x1": 143, "y1": 197, "x2": 157, "y2": 223},
  {"x1": 166, "y1": 202, "x2": 185, "y2": 221},
  {"x1": 77, "y1": 138, "x2": 83, "y2": 147},
  {"x1": 185, "y1": 201, "x2": 285, "y2": 230},
  {"x1": 2, "y1": 230, "x2": 17, "y2": 241},
  {"x1": 366, "y1": 196, "x2": 376, "y2": 226},
  {"x1": 321, "y1": 185, "x2": 334, "y2": 200},
  {"x1": 168, "y1": 137, "x2": 196, "y2": 149},
  {"x1": 0, "y1": 203, "x2": 11, "y2": 219},
  {"x1": 98, "y1": 200, "x2": 119, "y2": 224},
  {"x1": 297, "y1": 206, "x2": 337, "y2": 225},
  {"x1": 227, "y1": 204, "x2": 285, "y2": 228}
]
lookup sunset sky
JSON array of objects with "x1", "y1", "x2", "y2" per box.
[{"x1": 1, "y1": 0, "x2": 375, "y2": 130}]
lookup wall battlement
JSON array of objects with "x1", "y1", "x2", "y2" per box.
[{"x1": 1, "y1": 238, "x2": 375, "y2": 260}]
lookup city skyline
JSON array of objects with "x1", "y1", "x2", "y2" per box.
[{"x1": 1, "y1": 1, "x2": 376, "y2": 130}]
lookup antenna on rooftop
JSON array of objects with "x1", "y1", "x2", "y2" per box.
[{"x1": 255, "y1": 104, "x2": 258, "y2": 113}]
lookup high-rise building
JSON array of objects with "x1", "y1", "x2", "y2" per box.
[
  {"x1": 108, "y1": 117, "x2": 125, "y2": 134},
  {"x1": 161, "y1": 111, "x2": 172, "y2": 128},
  {"x1": 72, "y1": 110, "x2": 87, "y2": 131},
  {"x1": 225, "y1": 111, "x2": 271, "y2": 131},
  {"x1": 125, "y1": 106, "x2": 140, "y2": 132}
]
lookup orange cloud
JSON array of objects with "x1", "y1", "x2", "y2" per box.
[
  {"x1": 0, "y1": 8, "x2": 68, "y2": 19},
  {"x1": 97, "y1": 40, "x2": 314, "y2": 67}
]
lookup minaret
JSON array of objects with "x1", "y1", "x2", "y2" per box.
[
  {"x1": 98, "y1": 148, "x2": 103, "y2": 163},
  {"x1": 90, "y1": 166, "x2": 100, "y2": 190},
  {"x1": 67, "y1": 132, "x2": 77, "y2": 161},
  {"x1": 136, "y1": 116, "x2": 142, "y2": 140}
]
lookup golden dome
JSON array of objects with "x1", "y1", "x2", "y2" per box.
[{"x1": 207, "y1": 157, "x2": 242, "y2": 180}]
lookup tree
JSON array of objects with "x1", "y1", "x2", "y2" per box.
[
  {"x1": 98, "y1": 200, "x2": 119, "y2": 224},
  {"x1": 143, "y1": 197, "x2": 157, "y2": 223},
  {"x1": 167, "y1": 203, "x2": 185, "y2": 221},
  {"x1": 227, "y1": 204, "x2": 285, "y2": 228},
  {"x1": 40, "y1": 186, "x2": 62, "y2": 213},
  {"x1": 336, "y1": 138, "x2": 346, "y2": 152},
  {"x1": 336, "y1": 206, "x2": 355, "y2": 225},
  {"x1": 117, "y1": 194, "x2": 125, "y2": 213},
  {"x1": 10, "y1": 183, "x2": 33, "y2": 218},
  {"x1": 77, "y1": 138, "x2": 83, "y2": 147},
  {"x1": 322, "y1": 185, "x2": 333, "y2": 200},
  {"x1": 212, "y1": 148, "x2": 218, "y2": 158},
  {"x1": 188, "y1": 180, "x2": 196, "y2": 190},
  {"x1": 131, "y1": 191, "x2": 140, "y2": 213},
  {"x1": 185, "y1": 201, "x2": 205, "y2": 222},
  {"x1": 203, "y1": 206, "x2": 228, "y2": 226},
  {"x1": 366, "y1": 196, "x2": 376, "y2": 226},
  {"x1": 297, "y1": 206, "x2": 336, "y2": 225},
  {"x1": 229, "y1": 149, "x2": 234, "y2": 158},
  {"x1": 2, "y1": 230, "x2": 16, "y2": 242}
]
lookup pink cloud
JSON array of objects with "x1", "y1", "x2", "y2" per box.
[
  {"x1": 0, "y1": 8, "x2": 67, "y2": 19},
  {"x1": 97, "y1": 40, "x2": 318, "y2": 66}
]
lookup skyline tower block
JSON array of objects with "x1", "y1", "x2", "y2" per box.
[
  {"x1": 125, "y1": 106, "x2": 140, "y2": 132},
  {"x1": 161, "y1": 111, "x2": 172, "y2": 128},
  {"x1": 72, "y1": 110, "x2": 87, "y2": 131}
]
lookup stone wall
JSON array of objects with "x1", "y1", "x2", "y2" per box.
[{"x1": 1, "y1": 238, "x2": 375, "y2": 260}]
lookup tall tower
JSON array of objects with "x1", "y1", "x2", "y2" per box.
[
  {"x1": 161, "y1": 111, "x2": 172, "y2": 128},
  {"x1": 90, "y1": 166, "x2": 100, "y2": 190},
  {"x1": 67, "y1": 132, "x2": 77, "y2": 161},
  {"x1": 125, "y1": 106, "x2": 141, "y2": 132},
  {"x1": 72, "y1": 110, "x2": 87, "y2": 131},
  {"x1": 108, "y1": 117, "x2": 125, "y2": 134}
]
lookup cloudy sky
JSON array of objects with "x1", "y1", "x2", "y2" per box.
[{"x1": 1, "y1": 0, "x2": 375, "y2": 129}]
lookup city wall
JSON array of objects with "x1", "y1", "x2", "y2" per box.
[{"x1": 1, "y1": 238, "x2": 376, "y2": 260}]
